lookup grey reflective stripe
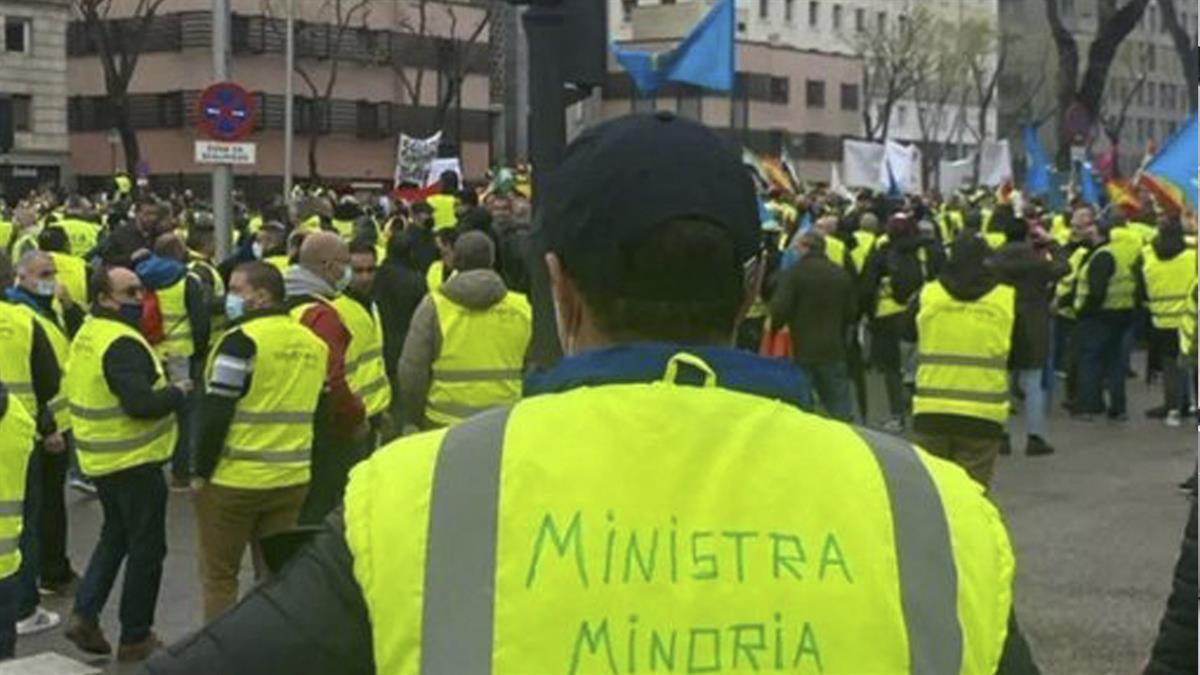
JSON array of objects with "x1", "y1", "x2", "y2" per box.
[
  {"x1": 231, "y1": 410, "x2": 311, "y2": 425},
  {"x1": 916, "y1": 387, "x2": 1009, "y2": 404},
  {"x1": 223, "y1": 448, "x2": 310, "y2": 463},
  {"x1": 1149, "y1": 294, "x2": 1190, "y2": 303},
  {"x1": 359, "y1": 347, "x2": 382, "y2": 362},
  {"x1": 0, "y1": 536, "x2": 16, "y2": 556},
  {"x1": 6, "y1": 382, "x2": 32, "y2": 395},
  {"x1": 0, "y1": 500, "x2": 21, "y2": 517},
  {"x1": 70, "y1": 404, "x2": 126, "y2": 421},
  {"x1": 359, "y1": 376, "x2": 389, "y2": 397},
  {"x1": 432, "y1": 368, "x2": 522, "y2": 383},
  {"x1": 77, "y1": 418, "x2": 174, "y2": 454},
  {"x1": 421, "y1": 406, "x2": 511, "y2": 675},
  {"x1": 48, "y1": 398, "x2": 68, "y2": 413},
  {"x1": 426, "y1": 400, "x2": 492, "y2": 419},
  {"x1": 918, "y1": 353, "x2": 1007, "y2": 370},
  {"x1": 853, "y1": 427, "x2": 963, "y2": 675}
]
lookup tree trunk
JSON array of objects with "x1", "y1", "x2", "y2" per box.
[
  {"x1": 308, "y1": 131, "x2": 320, "y2": 182},
  {"x1": 1158, "y1": 0, "x2": 1199, "y2": 113},
  {"x1": 112, "y1": 96, "x2": 141, "y2": 176}
]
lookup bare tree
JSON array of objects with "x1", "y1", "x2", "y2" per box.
[
  {"x1": 73, "y1": 0, "x2": 169, "y2": 175},
  {"x1": 262, "y1": 0, "x2": 372, "y2": 180},
  {"x1": 1156, "y1": 0, "x2": 1198, "y2": 113},
  {"x1": 390, "y1": 0, "x2": 493, "y2": 140},
  {"x1": 1096, "y1": 42, "x2": 1148, "y2": 175},
  {"x1": 1044, "y1": 0, "x2": 1151, "y2": 167},
  {"x1": 848, "y1": 8, "x2": 937, "y2": 141},
  {"x1": 913, "y1": 22, "x2": 965, "y2": 187}
]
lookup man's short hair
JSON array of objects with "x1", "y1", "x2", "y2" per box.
[
  {"x1": 570, "y1": 218, "x2": 744, "y2": 344},
  {"x1": 452, "y1": 231, "x2": 495, "y2": 272},
  {"x1": 233, "y1": 261, "x2": 285, "y2": 304},
  {"x1": 16, "y1": 250, "x2": 49, "y2": 276},
  {"x1": 348, "y1": 237, "x2": 377, "y2": 258},
  {"x1": 37, "y1": 226, "x2": 69, "y2": 253},
  {"x1": 800, "y1": 231, "x2": 826, "y2": 255},
  {"x1": 90, "y1": 264, "x2": 116, "y2": 300}
]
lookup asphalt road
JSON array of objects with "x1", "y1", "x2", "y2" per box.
[{"x1": 13, "y1": 365, "x2": 1195, "y2": 674}]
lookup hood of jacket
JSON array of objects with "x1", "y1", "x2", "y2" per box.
[
  {"x1": 438, "y1": 269, "x2": 508, "y2": 310},
  {"x1": 284, "y1": 264, "x2": 336, "y2": 300},
  {"x1": 939, "y1": 237, "x2": 998, "y2": 302},
  {"x1": 134, "y1": 254, "x2": 187, "y2": 290}
]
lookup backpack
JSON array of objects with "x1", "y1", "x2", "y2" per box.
[
  {"x1": 140, "y1": 289, "x2": 166, "y2": 345},
  {"x1": 885, "y1": 248, "x2": 924, "y2": 305}
]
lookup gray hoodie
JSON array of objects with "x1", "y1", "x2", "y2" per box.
[
  {"x1": 396, "y1": 269, "x2": 515, "y2": 428},
  {"x1": 284, "y1": 265, "x2": 337, "y2": 300}
]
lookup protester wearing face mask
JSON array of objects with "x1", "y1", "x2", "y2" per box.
[
  {"x1": 63, "y1": 265, "x2": 188, "y2": 663},
  {"x1": 282, "y1": 232, "x2": 366, "y2": 525},
  {"x1": 191, "y1": 262, "x2": 327, "y2": 621}
]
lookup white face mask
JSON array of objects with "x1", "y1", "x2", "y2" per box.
[
  {"x1": 335, "y1": 264, "x2": 352, "y2": 293},
  {"x1": 251, "y1": 242, "x2": 264, "y2": 260},
  {"x1": 33, "y1": 279, "x2": 56, "y2": 297}
]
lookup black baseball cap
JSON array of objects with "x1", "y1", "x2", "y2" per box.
[{"x1": 538, "y1": 112, "x2": 761, "y2": 295}]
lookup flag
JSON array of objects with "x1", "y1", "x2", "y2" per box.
[
  {"x1": 761, "y1": 157, "x2": 796, "y2": 194},
  {"x1": 741, "y1": 148, "x2": 770, "y2": 192},
  {"x1": 1077, "y1": 160, "x2": 1102, "y2": 207},
  {"x1": 1105, "y1": 178, "x2": 1142, "y2": 217},
  {"x1": 781, "y1": 145, "x2": 801, "y2": 190},
  {"x1": 1142, "y1": 114, "x2": 1198, "y2": 212},
  {"x1": 612, "y1": 0, "x2": 735, "y2": 95},
  {"x1": 1022, "y1": 125, "x2": 1052, "y2": 197},
  {"x1": 830, "y1": 164, "x2": 853, "y2": 201}
]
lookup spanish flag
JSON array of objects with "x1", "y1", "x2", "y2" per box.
[{"x1": 1105, "y1": 178, "x2": 1142, "y2": 217}]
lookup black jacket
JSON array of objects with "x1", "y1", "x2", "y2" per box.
[
  {"x1": 95, "y1": 308, "x2": 185, "y2": 421},
  {"x1": 989, "y1": 242, "x2": 1070, "y2": 369},
  {"x1": 373, "y1": 260, "x2": 427, "y2": 384},
  {"x1": 769, "y1": 252, "x2": 858, "y2": 365},
  {"x1": 1143, "y1": 496, "x2": 1197, "y2": 675}
]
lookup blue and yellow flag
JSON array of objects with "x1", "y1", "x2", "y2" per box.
[{"x1": 612, "y1": 0, "x2": 736, "y2": 95}]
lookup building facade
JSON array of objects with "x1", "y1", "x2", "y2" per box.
[
  {"x1": 999, "y1": 0, "x2": 1196, "y2": 175},
  {"x1": 67, "y1": 0, "x2": 494, "y2": 202},
  {"x1": 0, "y1": 0, "x2": 69, "y2": 201}
]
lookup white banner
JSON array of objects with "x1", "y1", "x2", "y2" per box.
[
  {"x1": 842, "y1": 140, "x2": 886, "y2": 191},
  {"x1": 426, "y1": 157, "x2": 463, "y2": 186},
  {"x1": 393, "y1": 131, "x2": 442, "y2": 188},
  {"x1": 938, "y1": 156, "x2": 975, "y2": 195},
  {"x1": 881, "y1": 140, "x2": 923, "y2": 195},
  {"x1": 978, "y1": 140, "x2": 1013, "y2": 188}
]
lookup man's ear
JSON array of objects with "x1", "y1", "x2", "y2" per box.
[{"x1": 545, "y1": 252, "x2": 579, "y2": 352}]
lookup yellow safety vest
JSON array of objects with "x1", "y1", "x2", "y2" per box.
[
  {"x1": 332, "y1": 296, "x2": 392, "y2": 418},
  {"x1": 1054, "y1": 247, "x2": 1090, "y2": 319},
  {"x1": 823, "y1": 235, "x2": 846, "y2": 269},
  {"x1": 425, "y1": 290, "x2": 531, "y2": 426},
  {"x1": 0, "y1": 394, "x2": 35, "y2": 579},
  {"x1": 1143, "y1": 247, "x2": 1198, "y2": 330},
  {"x1": 10, "y1": 305, "x2": 70, "y2": 432},
  {"x1": 189, "y1": 257, "x2": 226, "y2": 334},
  {"x1": 1075, "y1": 244, "x2": 1135, "y2": 312},
  {"x1": 1180, "y1": 282, "x2": 1198, "y2": 359},
  {"x1": 332, "y1": 218, "x2": 355, "y2": 240},
  {"x1": 50, "y1": 252, "x2": 88, "y2": 309},
  {"x1": 1050, "y1": 214, "x2": 1071, "y2": 247},
  {"x1": 0, "y1": 218, "x2": 13, "y2": 252},
  {"x1": 155, "y1": 275, "x2": 195, "y2": 359},
  {"x1": 874, "y1": 239, "x2": 929, "y2": 319},
  {"x1": 1127, "y1": 221, "x2": 1158, "y2": 243},
  {"x1": 428, "y1": 194, "x2": 458, "y2": 231},
  {"x1": 58, "y1": 218, "x2": 100, "y2": 258},
  {"x1": 981, "y1": 208, "x2": 995, "y2": 232},
  {"x1": 265, "y1": 255, "x2": 290, "y2": 274},
  {"x1": 939, "y1": 209, "x2": 964, "y2": 244},
  {"x1": 66, "y1": 316, "x2": 178, "y2": 477},
  {"x1": 248, "y1": 214, "x2": 263, "y2": 235},
  {"x1": 850, "y1": 231, "x2": 877, "y2": 274},
  {"x1": 344, "y1": 351, "x2": 1015, "y2": 674},
  {"x1": 426, "y1": 260, "x2": 448, "y2": 293},
  {"x1": 296, "y1": 216, "x2": 323, "y2": 234},
  {"x1": 914, "y1": 281, "x2": 1016, "y2": 423},
  {"x1": 982, "y1": 232, "x2": 1006, "y2": 251},
  {"x1": 206, "y1": 314, "x2": 327, "y2": 490},
  {"x1": 0, "y1": 302, "x2": 36, "y2": 419}
]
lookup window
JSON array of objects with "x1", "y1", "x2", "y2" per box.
[
  {"x1": 12, "y1": 95, "x2": 31, "y2": 131},
  {"x1": 877, "y1": 11, "x2": 886, "y2": 31},
  {"x1": 840, "y1": 83, "x2": 859, "y2": 111},
  {"x1": 1147, "y1": 83, "x2": 1155, "y2": 106},
  {"x1": 808, "y1": 1, "x2": 819, "y2": 26},
  {"x1": 676, "y1": 86, "x2": 701, "y2": 121},
  {"x1": 785, "y1": 0, "x2": 795, "y2": 22},
  {"x1": 1160, "y1": 83, "x2": 1170, "y2": 108},
  {"x1": 769, "y1": 77, "x2": 789, "y2": 104},
  {"x1": 855, "y1": 7, "x2": 865, "y2": 31},
  {"x1": 4, "y1": 16, "x2": 30, "y2": 53},
  {"x1": 759, "y1": 0, "x2": 768, "y2": 19},
  {"x1": 1147, "y1": 44, "x2": 1156, "y2": 71},
  {"x1": 832, "y1": 4, "x2": 842, "y2": 29},
  {"x1": 805, "y1": 79, "x2": 825, "y2": 108}
]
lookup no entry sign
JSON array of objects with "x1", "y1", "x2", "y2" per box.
[{"x1": 196, "y1": 81, "x2": 257, "y2": 142}]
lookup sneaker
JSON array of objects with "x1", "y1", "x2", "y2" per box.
[
  {"x1": 117, "y1": 633, "x2": 163, "y2": 663},
  {"x1": 1165, "y1": 411, "x2": 1182, "y2": 428},
  {"x1": 1026, "y1": 435, "x2": 1056, "y2": 456},
  {"x1": 38, "y1": 570, "x2": 79, "y2": 597},
  {"x1": 64, "y1": 613, "x2": 112, "y2": 655},
  {"x1": 15, "y1": 607, "x2": 61, "y2": 636},
  {"x1": 169, "y1": 476, "x2": 191, "y2": 493},
  {"x1": 68, "y1": 476, "x2": 97, "y2": 495},
  {"x1": 881, "y1": 417, "x2": 905, "y2": 433}
]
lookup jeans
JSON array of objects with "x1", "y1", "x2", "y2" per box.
[
  {"x1": 16, "y1": 448, "x2": 42, "y2": 620},
  {"x1": 800, "y1": 362, "x2": 854, "y2": 422},
  {"x1": 40, "y1": 434, "x2": 72, "y2": 583},
  {"x1": 0, "y1": 573, "x2": 16, "y2": 660},
  {"x1": 74, "y1": 463, "x2": 167, "y2": 645},
  {"x1": 1015, "y1": 369, "x2": 1048, "y2": 438},
  {"x1": 1077, "y1": 314, "x2": 1129, "y2": 416},
  {"x1": 1049, "y1": 316, "x2": 1076, "y2": 405}
]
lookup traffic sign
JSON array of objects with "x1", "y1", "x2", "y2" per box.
[
  {"x1": 195, "y1": 140, "x2": 256, "y2": 165},
  {"x1": 196, "y1": 81, "x2": 257, "y2": 142}
]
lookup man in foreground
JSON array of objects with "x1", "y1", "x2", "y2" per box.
[{"x1": 146, "y1": 113, "x2": 1038, "y2": 674}]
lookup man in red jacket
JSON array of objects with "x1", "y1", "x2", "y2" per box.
[{"x1": 283, "y1": 232, "x2": 366, "y2": 524}]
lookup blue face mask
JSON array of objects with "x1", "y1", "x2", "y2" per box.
[
  {"x1": 118, "y1": 302, "x2": 143, "y2": 327},
  {"x1": 225, "y1": 293, "x2": 246, "y2": 321}
]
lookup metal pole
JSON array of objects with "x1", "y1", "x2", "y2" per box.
[
  {"x1": 283, "y1": 0, "x2": 295, "y2": 202},
  {"x1": 212, "y1": 0, "x2": 233, "y2": 259}
]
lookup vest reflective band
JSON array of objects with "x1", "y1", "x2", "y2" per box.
[
  {"x1": 50, "y1": 252, "x2": 88, "y2": 309},
  {"x1": 344, "y1": 362, "x2": 1014, "y2": 674},
  {"x1": 67, "y1": 317, "x2": 178, "y2": 477},
  {"x1": 1181, "y1": 282, "x2": 1198, "y2": 358},
  {"x1": 12, "y1": 305, "x2": 71, "y2": 432},
  {"x1": 1143, "y1": 248, "x2": 1197, "y2": 330},
  {"x1": 426, "y1": 291, "x2": 531, "y2": 426},
  {"x1": 59, "y1": 218, "x2": 100, "y2": 258},
  {"x1": 332, "y1": 296, "x2": 392, "y2": 417},
  {"x1": 915, "y1": 281, "x2": 1015, "y2": 423},
  {"x1": 1075, "y1": 245, "x2": 1135, "y2": 312},
  {"x1": 190, "y1": 258, "x2": 227, "y2": 333},
  {"x1": 823, "y1": 235, "x2": 846, "y2": 268},
  {"x1": 0, "y1": 396, "x2": 35, "y2": 579},
  {"x1": 0, "y1": 303, "x2": 36, "y2": 418},
  {"x1": 207, "y1": 315, "x2": 327, "y2": 490},
  {"x1": 1054, "y1": 247, "x2": 1089, "y2": 319},
  {"x1": 156, "y1": 276, "x2": 194, "y2": 358},
  {"x1": 850, "y1": 231, "x2": 877, "y2": 274}
]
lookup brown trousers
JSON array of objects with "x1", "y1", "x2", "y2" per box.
[
  {"x1": 912, "y1": 431, "x2": 1003, "y2": 488},
  {"x1": 194, "y1": 482, "x2": 308, "y2": 621}
]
